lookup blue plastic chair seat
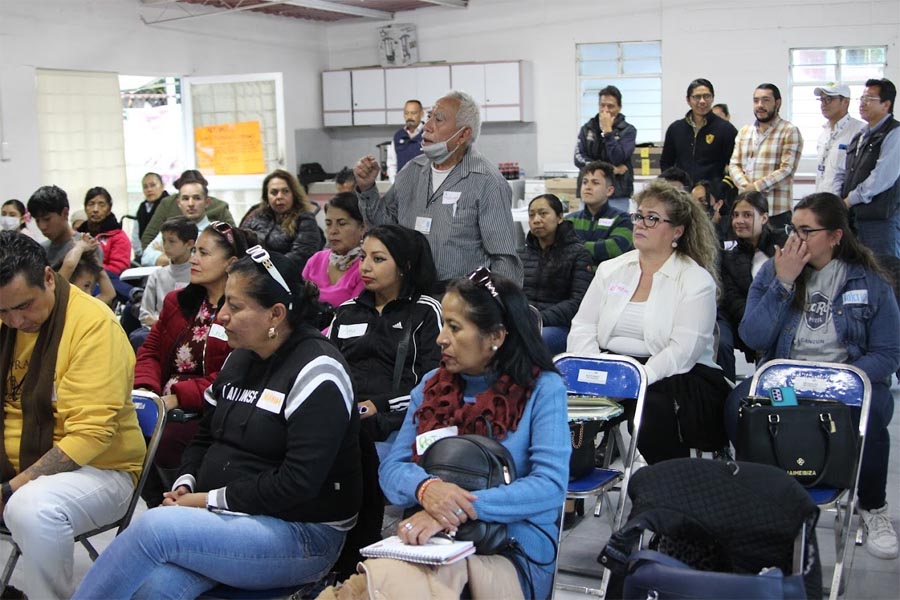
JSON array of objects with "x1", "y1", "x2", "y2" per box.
[
  {"x1": 807, "y1": 486, "x2": 843, "y2": 506},
  {"x1": 568, "y1": 467, "x2": 621, "y2": 495}
]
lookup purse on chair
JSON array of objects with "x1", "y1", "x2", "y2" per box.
[
  {"x1": 419, "y1": 435, "x2": 516, "y2": 555},
  {"x1": 736, "y1": 396, "x2": 857, "y2": 488}
]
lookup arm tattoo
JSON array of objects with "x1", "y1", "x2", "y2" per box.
[{"x1": 21, "y1": 446, "x2": 79, "y2": 480}]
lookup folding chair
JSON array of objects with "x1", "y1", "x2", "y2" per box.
[
  {"x1": 553, "y1": 352, "x2": 648, "y2": 596},
  {"x1": 748, "y1": 359, "x2": 871, "y2": 600},
  {"x1": 0, "y1": 392, "x2": 167, "y2": 596}
]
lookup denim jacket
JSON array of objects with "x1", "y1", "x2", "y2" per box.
[{"x1": 739, "y1": 258, "x2": 900, "y2": 385}]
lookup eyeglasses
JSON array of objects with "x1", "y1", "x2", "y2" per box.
[
  {"x1": 209, "y1": 221, "x2": 236, "y2": 251},
  {"x1": 689, "y1": 93, "x2": 713, "y2": 102},
  {"x1": 246, "y1": 245, "x2": 293, "y2": 307},
  {"x1": 784, "y1": 224, "x2": 830, "y2": 240},
  {"x1": 817, "y1": 96, "x2": 841, "y2": 105},
  {"x1": 467, "y1": 266, "x2": 505, "y2": 311},
  {"x1": 859, "y1": 95, "x2": 883, "y2": 105},
  {"x1": 630, "y1": 213, "x2": 673, "y2": 229}
]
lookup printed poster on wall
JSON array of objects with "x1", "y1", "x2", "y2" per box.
[{"x1": 194, "y1": 120, "x2": 265, "y2": 175}]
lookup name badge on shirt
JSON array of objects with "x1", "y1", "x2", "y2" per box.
[
  {"x1": 414, "y1": 216, "x2": 432, "y2": 234},
  {"x1": 442, "y1": 191, "x2": 461, "y2": 205},
  {"x1": 257, "y1": 388, "x2": 285, "y2": 414},
  {"x1": 842, "y1": 290, "x2": 868, "y2": 305},
  {"x1": 608, "y1": 282, "x2": 630, "y2": 296},
  {"x1": 208, "y1": 323, "x2": 228, "y2": 341},
  {"x1": 597, "y1": 218, "x2": 615, "y2": 227},
  {"x1": 338, "y1": 323, "x2": 368, "y2": 339},
  {"x1": 416, "y1": 426, "x2": 458, "y2": 456}
]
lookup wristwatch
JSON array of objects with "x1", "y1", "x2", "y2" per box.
[{"x1": 1, "y1": 482, "x2": 13, "y2": 504}]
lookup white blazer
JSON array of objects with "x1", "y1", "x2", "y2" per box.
[{"x1": 567, "y1": 249, "x2": 719, "y2": 384}]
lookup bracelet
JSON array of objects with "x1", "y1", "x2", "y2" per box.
[
  {"x1": 416, "y1": 477, "x2": 440, "y2": 505},
  {"x1": 1, "y1": 482, "x2": 13, "y2": 504}
]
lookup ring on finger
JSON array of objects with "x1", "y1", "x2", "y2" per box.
[
  {"x1": 454, "y1": 507, "x2": 465, "y2": 517},
  {"x1": 404, "y1": 522, "x2": 413, "y2": 531}
]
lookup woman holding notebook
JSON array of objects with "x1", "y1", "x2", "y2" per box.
[{"x1": 378, "y1": 268, "x2": 570, "y2": 599}]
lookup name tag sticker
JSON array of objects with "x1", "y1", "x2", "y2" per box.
[
  {"x1": 842, "y1": 290, "x2": 868, "y2": 305},
  {"x1": 257, "y1": 388, "x2": 285, "y2": 414},
  {"x1": 597, "y1": 218, "x2": 615, "y2": 227},
  {"x1": 442, "y1": 191, "x2": 461, "y2": 205},
  {"x1": 209, "y1": 323, "x2": 228, "y2": 341},
  {"x1": 414, "y1": 216, "x2": 432, "y2": 234},
  {"x1": 577, "y1": 369, "x2": 608, "y2": 385},
  {"x1": 416, "y1": 426, "x2": 458, "y2": 456},
  {"x1": 608, "y1": 282, "x2": 630, "y2": 296},
  {"x1": 338, "y1": 323, "x2": 368, "y2": 339}
]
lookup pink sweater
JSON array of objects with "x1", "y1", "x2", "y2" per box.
[{"x1": 302, "y1": 250, "x2": 364, "y2": 308}]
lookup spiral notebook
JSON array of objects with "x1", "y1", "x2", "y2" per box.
[{"x1": 360, "y1": 535, "x2": 475, "y2": 566}]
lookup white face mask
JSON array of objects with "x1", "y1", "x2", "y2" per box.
[
  {"x1": 421, "y1": 127, "x2": 465, "y2": 164},
  {"x1": 0, "y1": 216, "x2": 21, "y2": 231}
]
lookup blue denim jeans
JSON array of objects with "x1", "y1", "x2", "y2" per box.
[
  {"x1": 541, "y1": 325, "x2": 570, "y2": 356},
  {"x1": 855, "y1": 214, "x2": 900, "y2": 259},
  {"x1": 73, "y1": 506, "x2": 346, "y2": 600}
]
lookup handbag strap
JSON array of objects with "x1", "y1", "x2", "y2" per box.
[{"x1": 766, "y1": 411, "x2": 834, "y2": 488}]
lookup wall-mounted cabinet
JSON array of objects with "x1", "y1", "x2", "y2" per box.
[{"x1": 321, "y1": 61, "x2": 529, "y2": 127}]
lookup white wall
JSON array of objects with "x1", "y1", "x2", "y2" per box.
[
  {"x1": 325, "y1": 0, "x2": 899, "y2": 173},
  {"x1": 2, "y1": 0, "x2": 898, "y2": 203},
  {"x1": 0, "y1": 0, "x2": 329, "y2": 202}
]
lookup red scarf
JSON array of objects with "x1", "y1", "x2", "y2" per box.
[{"x1": 412, "y1": 366, "x2": 536, "y2": 460}]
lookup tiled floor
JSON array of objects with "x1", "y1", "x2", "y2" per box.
[{"x1": 4, "y1": 366, "x2": 899, "y2": 599}]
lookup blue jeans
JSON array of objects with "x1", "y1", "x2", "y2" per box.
[
  {"x1": 542, "y1": 325, "x2": 570, "y2": 356},
  {"x1": 73, "y1": 506, "x2": 346, "y2": 600},
  {"x1": 725, "y1": 378, "x2": 893, "y2": 510},
  {"x1": 855, "y1": 215, "x2": 900, "y2": 259}
]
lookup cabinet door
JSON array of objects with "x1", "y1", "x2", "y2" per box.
[
  {"x1": 450, "y1": 64, "x2": 487, "y2": 121},
  {"x1": 322, "y1": 71, "x2": 352, "y2": 127},
  {"x1": 416, "y1": 65, "x2": 451, "y2": 113},
  {"x1": 385, "y1": 68, "x2": 417, "y2": 124},
  {"x1": 351, "y1": 69, "x2": 386, "y2": 125},
  {"x1": 485, "y1": 62, "x2": 521, "y2": 121}
]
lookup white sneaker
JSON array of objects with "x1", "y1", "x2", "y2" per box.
[{"x1": 859, "y1": 504, "x2": 899, "y2": 559}]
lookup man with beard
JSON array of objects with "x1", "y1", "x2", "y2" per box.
[
  {"x1": 729, "y1": 83, "x2": 803, "y2": 227},
  {"x1": 387, "y1": 99, "x2": 425, "y2": 180},
  {"x1": 354, "y1": 90, "x2": 522, "y2": 289}
]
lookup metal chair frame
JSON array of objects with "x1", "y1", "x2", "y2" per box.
[
  {"x1": 748, "y1": 359, "x2": 871, "y2": 600},
  {"x1": 553, "y1": 352, "x2": 648, "y2": 597},
  {"x1": 0, "y1": 393, "x2": 167, "y2": 596}
]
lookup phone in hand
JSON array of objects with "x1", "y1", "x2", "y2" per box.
[{"x1": 769, "y1": 386, "x2": 798, "y2": 407}]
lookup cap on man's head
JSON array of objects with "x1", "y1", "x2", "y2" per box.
[
  {"x1": 70, "y1": 209, "x2": 87, "y2": 227},
  {"x1": 814, "y1": 83, "x2": 851, "y2": 98}
]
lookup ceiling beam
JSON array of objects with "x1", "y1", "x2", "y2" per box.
[
  {"x1": 278, "y1": 0, "x2": 393, "y2": 20},
  {"x1": 417, "y1": 0, "x2": 467, "y2": 7},
  {"x1": 141, "y1": 1, "x2": 288, "y2": 25}
]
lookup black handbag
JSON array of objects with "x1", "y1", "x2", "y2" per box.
[
  {"x1": 736, "y1": 396, "x2": 858, "y2": 489},
  {"x1": 419, "y1": 435, "x2": 516, "y2": 555},
  {"x1": 569, "y1": 419, "x2": 603, "y2": 481}
]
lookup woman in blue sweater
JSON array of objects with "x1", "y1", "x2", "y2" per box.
[
  {"x1": 380, "y1": 268, "x2": 570, "y2": 599},
  {"x1": 724, "y1": 193, "x2": 899, "y2": 560}
]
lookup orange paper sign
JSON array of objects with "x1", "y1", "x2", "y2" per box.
[{"x1": 194, "y1": 121, "x2": 265, "y2": 175}]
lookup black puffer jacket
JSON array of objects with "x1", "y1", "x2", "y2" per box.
[
  {"x1": 519, "y1": 220, "x2": 594, "y2": 327},
  {"x1": 719, "y1": 226, "x2": 787, "y2": 342},
  {"x1": 241, "y1": 207, "x2": 324, "y2": 270}
]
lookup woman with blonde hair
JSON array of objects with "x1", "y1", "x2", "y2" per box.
[
  {"x1": 241, "y1": 169, "x2": 323, "y2": 270},
  {"x1": 568, "y1": 180, "x2": 730, "y2": 463}
]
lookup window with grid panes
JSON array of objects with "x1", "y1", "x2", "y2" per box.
[
  {"x1": 789, "y1": 46, "x2": 887, "y2": 156},
  {"x1": 577, "y1": 41, "x2": 662, "y2": 144}
]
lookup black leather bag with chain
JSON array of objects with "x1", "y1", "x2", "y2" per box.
[{"x1": 419, "y1": 435, "x2": 517, "y2": 555}]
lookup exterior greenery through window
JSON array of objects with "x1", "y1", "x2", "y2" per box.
[
  {"x1": 789, "y1": 46, "x2": 887, "y2": 156},
  {"x1": 577, "y1": 41, "x2": 662, "y2": 144}
]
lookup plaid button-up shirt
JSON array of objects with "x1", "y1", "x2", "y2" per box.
[{"x1": 729, "y1": 116, "x2": 804, "y2": 214}]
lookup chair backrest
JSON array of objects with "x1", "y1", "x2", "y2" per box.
[
  {"x1": 553, "y1": 352, "x2": 648, "y2": 530},
  {"x1": 528, "y1": 304, "x2": 542, "y2": 334},
  {"x1": 122, "y1": 391, "x2": 167, "y2": 533}
]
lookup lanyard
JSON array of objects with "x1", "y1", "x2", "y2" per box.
[{"x1": 818, "y1": 117, "x2": 851, "y2": 171}]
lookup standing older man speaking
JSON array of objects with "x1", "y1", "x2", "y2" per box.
[{"x1": 354, "y1": 90, "x2": 523, "y2": 288}]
